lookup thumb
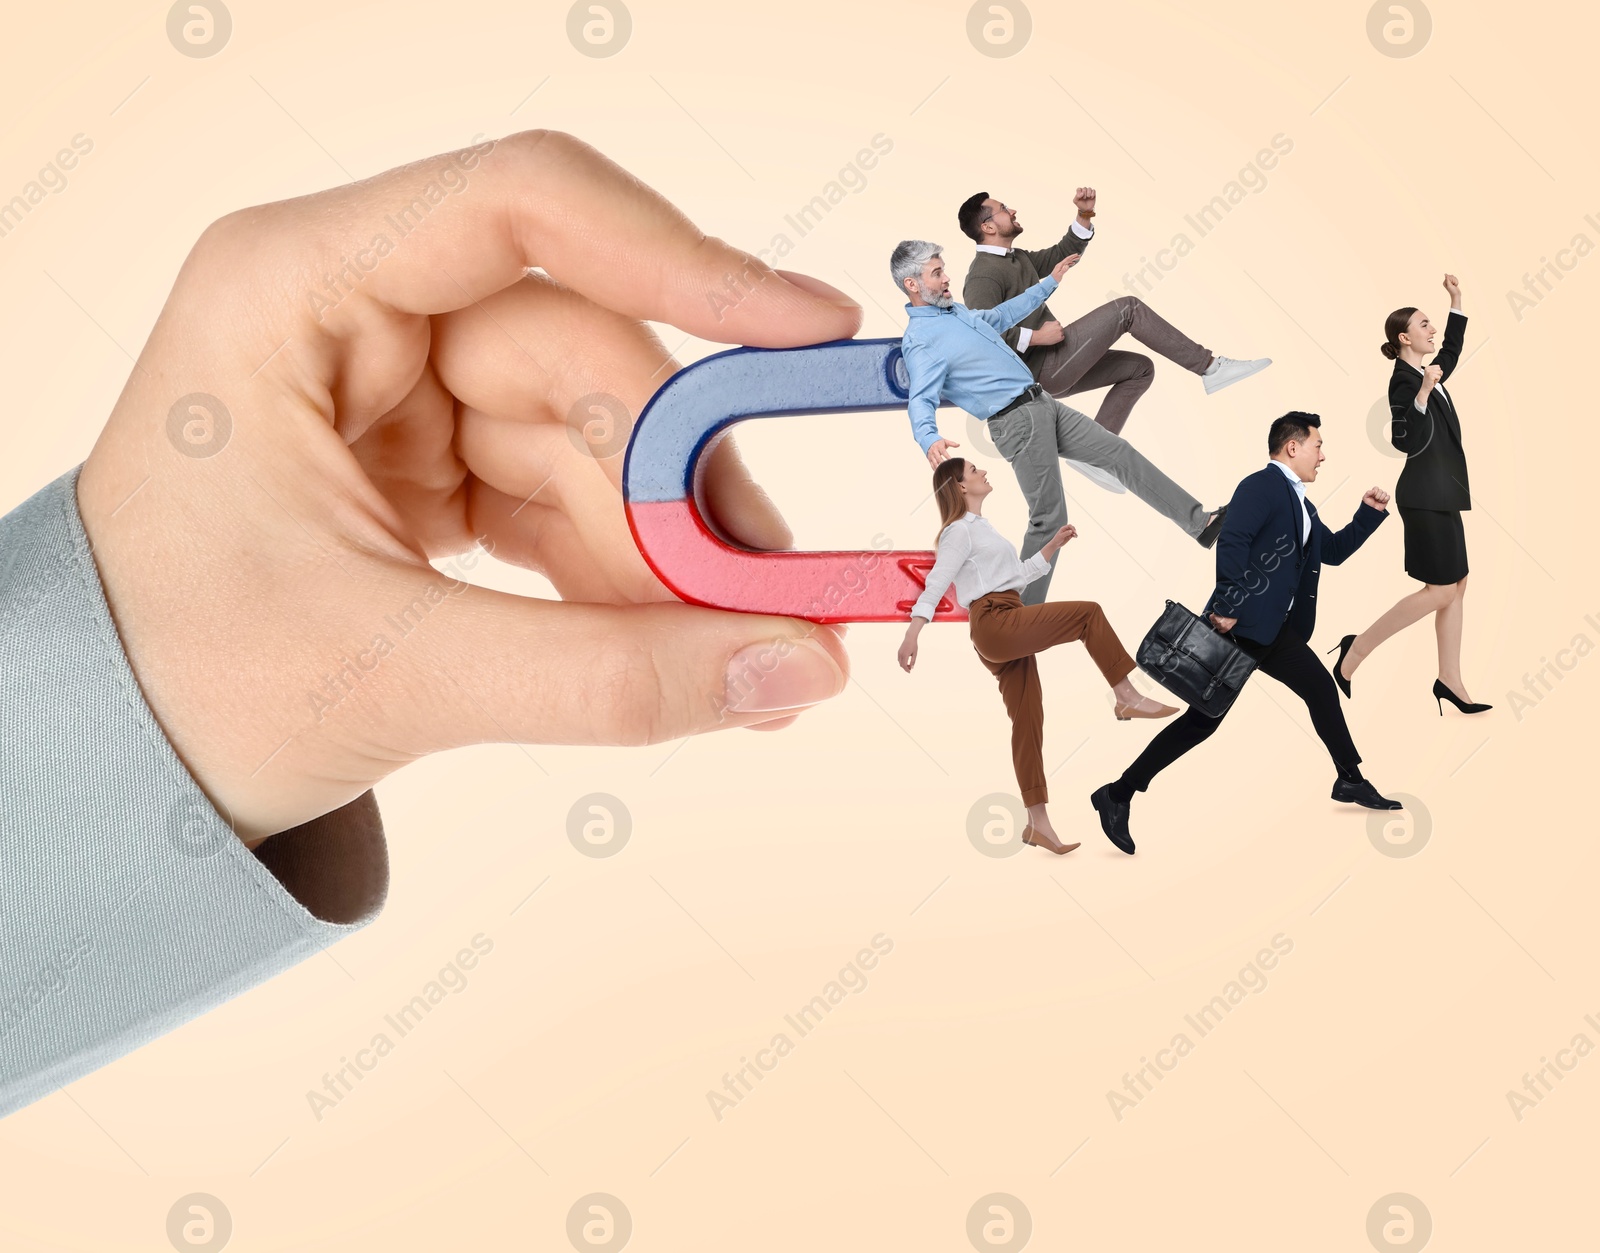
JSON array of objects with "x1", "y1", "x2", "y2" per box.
[{"x1": 377, "y1": 586, "x2": 851, "y2": 755}]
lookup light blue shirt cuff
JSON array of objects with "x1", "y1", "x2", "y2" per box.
[{"x1": 0, "y1": 467, "x2": 390, "y2": 1120}]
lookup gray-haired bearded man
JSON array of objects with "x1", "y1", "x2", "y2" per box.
[{"x1": 893, "y1": 239, "x2": 1227, "y2": 605}]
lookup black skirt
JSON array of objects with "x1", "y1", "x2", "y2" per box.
[{"x1": 1398, "y1": 506, "x2": 1468, "y2": 585}]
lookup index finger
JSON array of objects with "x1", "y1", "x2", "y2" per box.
[{"x1": 238, "y1": 129, "x2": 862, "y2": 349}]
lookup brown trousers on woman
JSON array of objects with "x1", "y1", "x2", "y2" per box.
[{"x1": 967, "y1": 590, "x2": 1137, "y2": 807}]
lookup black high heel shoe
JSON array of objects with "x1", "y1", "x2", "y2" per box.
[
  {"x1": 1434, "y1": 679, "x2": 1492, "y2": 715},
  {"x1": 1326, "y1": 634, "x2": 1356, "y2": 699}
]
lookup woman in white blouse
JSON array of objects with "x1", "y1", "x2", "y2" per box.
[{"x1": 897, "y1": 458, "x2": 1176, "y2": 855}]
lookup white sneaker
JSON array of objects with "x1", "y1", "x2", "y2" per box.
[
  {"x1": 1202, "y1": 355, "x2": 1272, "y2": 395},
  {"x1": 1064, "y1": 458, "x2": 1127, "y2": 493}
]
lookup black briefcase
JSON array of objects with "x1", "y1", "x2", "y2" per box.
[{"x1": 1136, "y1": 600, "x2": 1258, "y2": 718}]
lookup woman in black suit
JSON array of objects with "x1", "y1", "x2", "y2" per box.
[{"x1": 1328, "y1": 274, "x2": 1490, "y2": 714}]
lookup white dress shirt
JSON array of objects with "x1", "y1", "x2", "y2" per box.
[
  {"x1": 974, "y1": 218, "x2": 1094, "y2": 352},
  {"x1": 1406, "y1": 306, "x2": 1466, "y2": 412},
  {"x1": 910, "y1": 512, "x2": 1050, "y2": 622}
]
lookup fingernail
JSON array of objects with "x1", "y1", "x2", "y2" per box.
[{"x1": 724, "y1": 637, "x2": 844, "y2": 713}]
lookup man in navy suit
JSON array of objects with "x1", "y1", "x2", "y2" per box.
[{"x1": 1090, "y1": 412, "x2": 1402, "y2": 854}]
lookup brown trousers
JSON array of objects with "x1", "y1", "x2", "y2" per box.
[
  {"x1": 1030, "y1": 295, "x2": 1213, "y2": 435},
  {"x1": 967, "y1": 590, "x2": 1137, "y2": 807}
]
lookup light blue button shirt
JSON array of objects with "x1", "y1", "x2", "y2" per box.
[{"x1": 902, "y1": 275, "x2": 1059, "y2": 455}]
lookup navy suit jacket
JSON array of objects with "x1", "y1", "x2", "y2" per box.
[{"x1": 1204, "y1": 465, "x2": 1388, "y2": 646}]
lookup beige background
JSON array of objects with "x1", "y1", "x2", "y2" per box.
[{"x1": 2, "y1": 0, "x2": 1594, "y2": 1249}]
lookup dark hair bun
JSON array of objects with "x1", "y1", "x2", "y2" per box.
[{"x1": 1380, "y1": 342, "x2": 1398, "y2": 360}]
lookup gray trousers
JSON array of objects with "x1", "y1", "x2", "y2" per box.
[
  {"x1": 989, "y1": 393, "x2": 1208, "y2": 605},
  {"x1": 1030, "y1": 295, "x2": 1212, "y2": 436}
]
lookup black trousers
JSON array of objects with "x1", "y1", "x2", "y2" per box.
[{"x1": 1118, "y1": 623, "x2": 1361, "y2": 793}]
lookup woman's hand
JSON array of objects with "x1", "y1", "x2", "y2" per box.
[
  {"x1": 1050, "y1": 254, "x2": 1081, "y2": 283},
  {"x1": 1443, "y1": 272, "x2": 1462, "y2": 308},
  {"x1": 1419, "y1": 362, "x2": 1443, "y2": 399},
  {"x1": 1041, "y1": 523, "x2": 1078, "y2": 558},
  {"x1": 898, "y1": 620, "x2": 925, "y2": 672},
  {"x1": 74, "y1": 130, "x2": 861, "y2": 844}
]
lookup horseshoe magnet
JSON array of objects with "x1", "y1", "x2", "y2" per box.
[{"x1": 622, "y1": 338, "x2": 966, "y2": 623}]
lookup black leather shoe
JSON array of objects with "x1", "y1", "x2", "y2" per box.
[
  {"x1": 1331, "y1": 777, "x2": 1402, "y2": 810},
  {"x1": 1326, "y1": 634, "x2": 1356, "y2": 699},
  {"x1": 1196, "y1": 505, "x2": 1228, "y2": 549},
  {"x1": 1089, "y1": 784, "x2": 1136, "y2": 854}
]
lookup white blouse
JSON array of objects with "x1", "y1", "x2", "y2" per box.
[{"x1": 909, "y1": 513, "x2": 1050, "y2": 622}]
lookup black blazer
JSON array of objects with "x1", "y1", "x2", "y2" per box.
[
  {"x1": 1205, "y1": 465, "x2": 1388, "y2": 647},
  {"x1": 1389, "y1": 309, "x2": 1471, "y2": 512}
]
